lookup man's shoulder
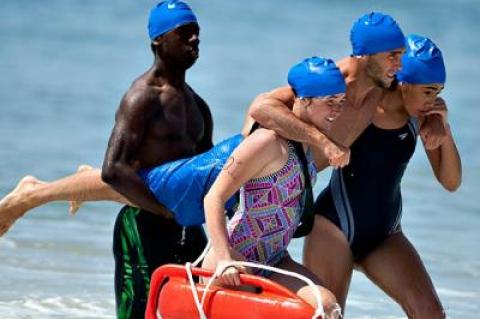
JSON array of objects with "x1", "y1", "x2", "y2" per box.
[
  {"x1": 186, "y1": 84, "x2": 207, "y2": 105},
  {"x1": 126, "y1": 81, "x2": 158, "y2": 101},
  {"x1": 120, "y1": 84, "x2": 160, "y2": 113}
]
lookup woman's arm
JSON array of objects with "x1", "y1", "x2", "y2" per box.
[
  {"x1": 421, "y1": 98, "x2": 462, "y2": 191},
  {"x1": 203, "y1": 129, "x2": 282, "y2": 284}
]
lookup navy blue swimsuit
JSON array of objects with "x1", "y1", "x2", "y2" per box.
[{"x1": 315, "y1": 119, "x2": 418, "y2": 260}]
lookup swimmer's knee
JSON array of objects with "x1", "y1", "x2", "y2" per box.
[
  {"x1": 318, "y1": 287, "x2": 342, "y2": 319},
  {"x1": 320, "y1": 287, "x2": 338, "y2": 308},
  {"x1": 298, "y1": 285, "x2": 339, "y2": 313}
]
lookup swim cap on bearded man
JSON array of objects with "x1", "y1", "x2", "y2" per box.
[
  {"x1": 397, "y1": 34, "x2": 446, "y2": 85},
  {"x1": 350, "y1": 12, "x2": 405, "y2": 56},
  {"x1": 287, "y1": 57, "x2": 346, "y2": 98},
  {"x1": 148, "y1": 0, "x2": 197, "y2": 40}
]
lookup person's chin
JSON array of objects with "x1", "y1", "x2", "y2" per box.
[
  {"x1": 184, "y1": 56, "x2": 198, "y2": 69},
  {"x1": 371, "y1": 76, "x2": 387, "y2": 88},
  {"x1": 380, "y1": 77, "x2": 393, "y2": 88},
  {"x1": 190, "y1": 50, "x2": 199, "y2": 60},
  {"x1": 407, "y1": 107, "x2": 421, "y2": 117}
]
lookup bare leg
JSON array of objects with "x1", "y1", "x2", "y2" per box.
[
  {"x1": 0, "y1": 168, "x2": 131, "y2": 236},
  {"x1": 303, "y1": 215, "x2": 354, "y2": 310},
  {"x1": 269, "y1": 254, "x2": 341, "y2": 319},
  {"x1": 68, "y1": 165, "x2": 107, "y2": 214},
  {"x1": 358, "y1": 231, "x2": 445, "y2": 319}
]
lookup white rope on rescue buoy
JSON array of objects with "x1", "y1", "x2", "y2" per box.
[{"x1": 182, "y1": 241, "x2": 326, "y2": 319}]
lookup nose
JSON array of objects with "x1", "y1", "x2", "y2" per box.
[
  {"x1": 426, "y1": 97, "x2": 436, "y2": 107},
  {"x1": 393, "y1": 56, "x2": 402, "y2": 72},
  {"x1": 190, "y1": 33, "x2": 200, "y2": 45}
]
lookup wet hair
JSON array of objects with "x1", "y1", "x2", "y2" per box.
[
  {"x1": 291, "y1": 88, "x2": 313, "y2": 107},
  {"x1": 297, "y1": 97, "x2": 315, "y2": 108},
  {"x1": 291, "y1": 87, "x2": 298, "y2": 97}
]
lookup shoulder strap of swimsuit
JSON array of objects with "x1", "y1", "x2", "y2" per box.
[
  {"x1": 249, "y1": 122, "x2": 261, "y2": 135},
  {"x1": 291, "y1": 141, "x2": 315, "y2": 238}
]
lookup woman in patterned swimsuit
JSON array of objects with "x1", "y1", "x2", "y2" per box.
[{"x1": 201, "y1": 56, "x2": 347, "y2": 317}]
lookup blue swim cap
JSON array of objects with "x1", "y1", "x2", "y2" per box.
[
  {"x1": 148, "y1": 0, "x2": 197, "y2": 40},
  {"x1": 397, "y1": 34, "x2": 446, "y2": 85},
  {"x1": 288, "y1": 57, "x2": 346, "y2": 98},
  {"x1": 350, "y1": 12, "x2": 405, "y2": 55}
]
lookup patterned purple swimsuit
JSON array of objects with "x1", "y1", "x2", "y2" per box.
[{"x1": 227, "y1": 142, "x2": 317, "y2": 275}]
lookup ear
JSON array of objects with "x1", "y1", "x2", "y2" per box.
[
  {"x1": 298, "y1": 98, "x2": 312, "y2": 108},
  {"x1": 357, "y1": 54, "x2": 369, "y2": 62},
  {"x1": 151, "y1": 34, "x2": 164, "y2": 46},
  {"x1": 399, "y1": 82, "x2": 409, "y2": 98},
  {"x1": 151, "y1": 39, "x2": 163, "y2": 55}
]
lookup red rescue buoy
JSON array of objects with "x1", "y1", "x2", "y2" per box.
[{"x1": 146, "y1": 264, "x2": 320, "y2": 319}]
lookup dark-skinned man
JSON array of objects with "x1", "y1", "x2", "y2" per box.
[{"x1": 101, "y1": 2, "x2": 210, "y2": 318}]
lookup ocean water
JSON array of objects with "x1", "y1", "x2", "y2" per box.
[{"x1": 0, "y1": 0, "x2": 479, "y2": 318}]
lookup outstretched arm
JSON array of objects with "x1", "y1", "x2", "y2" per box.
[
  {"x1": 101, "y1": 90, "x2": 172, "y2": 218},
  {"x1": 420, "y1": 98, "x2": 462, "y2": 191},
  {"x1": 248, "y1": 86, "x2": 349, "y2": 168}
]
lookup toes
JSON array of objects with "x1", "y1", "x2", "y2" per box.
[
  {"x1": 77, "y1": 165, "x2": 93, "y2": 173},
  {"x1": 69, "y1": 203, "x2": 80, "y2": 215}
]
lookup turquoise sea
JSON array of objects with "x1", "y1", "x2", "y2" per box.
[{"x1": 0, "y1": 0, "x2": 479, "y2": 318}]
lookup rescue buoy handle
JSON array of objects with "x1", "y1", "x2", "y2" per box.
[
  {"x1": 203, "y1": 261, "x2": 326, "y2": 319},
  {"x1": 146, "y1": 266, "x2": 170, "y2": 319},
  {"x1": 151, "y1": 264, "x2": 298, "y2": 298}
]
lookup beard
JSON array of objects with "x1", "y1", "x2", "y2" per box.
[{"x1": 365, "y1": 58, "x2": 390, "y2": 88}]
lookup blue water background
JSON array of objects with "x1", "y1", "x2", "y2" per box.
[{"x1": 0, "y1": 0, "x2": 479, "y2": 317}]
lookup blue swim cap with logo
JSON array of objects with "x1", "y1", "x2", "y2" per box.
[
  {"x1": 350, "y1": 12, "x2": 405, "y2": 56},
  {"x1": 288, "y1": 57, "x2": 346, "y2": 98},
  {"x1": 397, "y1": 34, "x2": 446, "y2": 85},
  {"x1": 148, "y1": 0, "x2": 197, "y2": 40}
]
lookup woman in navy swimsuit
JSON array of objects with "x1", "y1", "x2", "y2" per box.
[{"x1": 303, "y1": 35, "x2": 462, "y2": 318}]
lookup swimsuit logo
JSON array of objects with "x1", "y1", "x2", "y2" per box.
[{"x1": 398, "y1": 133, "x2": 408, "y2": 140}]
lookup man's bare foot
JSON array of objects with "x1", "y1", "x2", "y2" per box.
[
  {"x1": 68, "y1": 165, "x2": 93, "y2": 215},
  {"x1": 0, "y1": 176, "x2": 45, "y2": 236}
]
